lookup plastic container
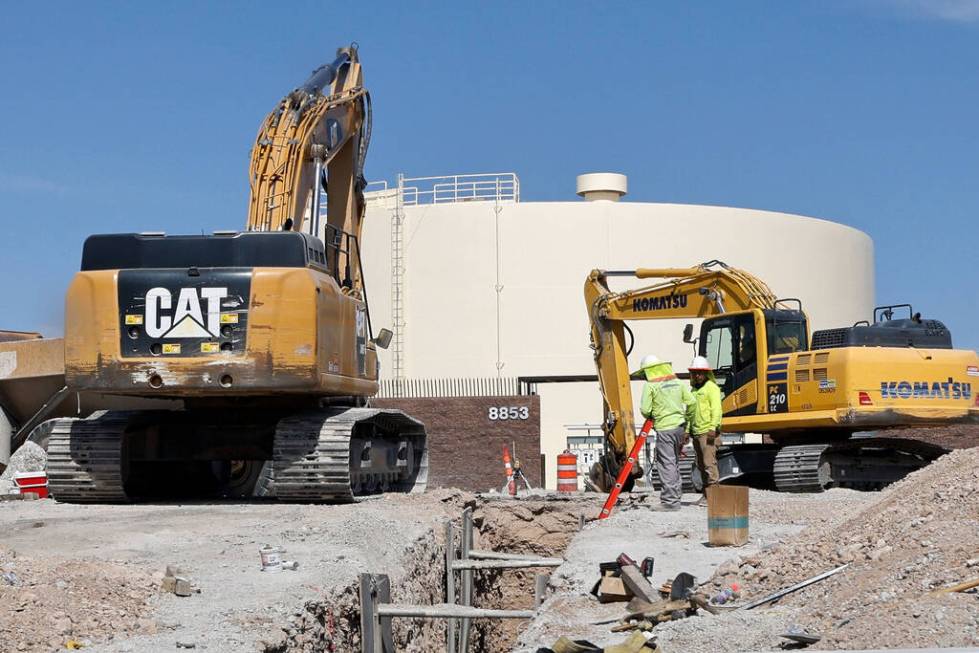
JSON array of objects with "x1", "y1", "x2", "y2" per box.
[
  {"x1": 259, "y1": 545, "x2": 284, "y2": 572},
  {"x1": 14, "y1": 472, "x2": 49, "y2": 499}
]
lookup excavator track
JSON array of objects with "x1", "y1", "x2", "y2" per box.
[
  {"x1": 774, "y1": 437, "x2": 949, "y2": 493},
  {"x1": 47, "y1": 413, "x2": 130, "y2": 502},
  {"x1": 773, "y1": 444, "x2": 831, "y2": 492},
  {"x1": 271, "y1": 407, "x2": 428, "y2": 502}
]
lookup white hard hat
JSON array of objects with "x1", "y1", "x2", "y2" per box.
[
  {"x1": 638, "y1": 354, "x2": 664, "y2": 370},
  {"x1": 688, "y1": 356, "x2": 712, "y2": 371}
]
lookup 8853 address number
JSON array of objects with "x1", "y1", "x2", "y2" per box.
[{"x1": 488, "y1": 406, "x2": 530, "y2": 420}]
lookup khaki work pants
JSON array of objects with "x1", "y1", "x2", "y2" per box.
[{"x1": 692, "y1": 432, "x2": 719, "y2": 489}]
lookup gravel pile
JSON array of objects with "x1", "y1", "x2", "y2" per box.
[
  {"x1": 708, "y1": 447, "x2": 979, "y2": 649},
  {"x1": 0, "y1": 441, "x2": 47, "y2": 495}
]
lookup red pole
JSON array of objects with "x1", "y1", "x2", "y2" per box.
[{"x1": 597, "y1": 418, "x2": 654, "y2": 520}]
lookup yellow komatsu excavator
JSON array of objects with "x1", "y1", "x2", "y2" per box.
[
  {"x1": 46, "y1": 45, "x2": 428, "y2": 502},
  {"x1": 586, "y1": 261, "x2": 978, "y2": 492}
]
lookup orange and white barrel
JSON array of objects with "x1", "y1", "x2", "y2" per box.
[{"x1": 557, "y1": 451, "x2": 578, "y2": 493}]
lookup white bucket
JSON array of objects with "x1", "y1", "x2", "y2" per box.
[{"x1": 259, "y1": 545, "x2": 284, "y2": 572}]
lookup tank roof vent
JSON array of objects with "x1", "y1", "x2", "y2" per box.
[{"x1": 576, "y1": 173, "x2": 627, "y2": 202}]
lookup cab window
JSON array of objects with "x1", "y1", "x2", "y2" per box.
[
  {"x1": 767, "y1": 319, "x2": 807, "y2": 354},
  {"x1": 703, "y1": 325, "x2": 734, "y2": 374},
  {"x1": 701, "y1": 315, "x2": 758, "y2": 399}
]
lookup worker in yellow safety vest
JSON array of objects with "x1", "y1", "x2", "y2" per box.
[
  {"x1": 637, "y1": 354, "x2": 695, "y2": 511},
  {"x1": 688, "y1": 355, "x2": 722, "y2": 507}
]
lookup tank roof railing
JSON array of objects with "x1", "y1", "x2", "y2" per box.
[{"x1": 365, "y1": 173, "x2": 520, "y2": 206}]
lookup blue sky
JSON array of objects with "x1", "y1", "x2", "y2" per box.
[{"x1": 0, "y1": 1, "x2": 976, "y2": 350}]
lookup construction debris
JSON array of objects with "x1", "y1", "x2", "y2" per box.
[
  {"x1": 159, "y1": 565, "x2": 199, "y2": 597},
  {"x1": 603, "y1": 593, "x2": 714, "y2": 632},
  {"x1": 543, "y1": 631, "x2": 659, "y2": 652},
  {"x1": 928, "y1": 576, "x2": 979, "y2": 595},
  {"x1": 780, "y1": 624, "x2": 821, "y2": 646},
  {"x1": 591, "y1": 555, "x2": 660, "y2": 604}
]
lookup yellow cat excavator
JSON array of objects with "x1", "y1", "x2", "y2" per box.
[
  {"x1": 586, "y1": 261, "x2": 978, "y2": 492},
  {"x1": 47, "y1": 45, "x2": 428, "y2": 502}
]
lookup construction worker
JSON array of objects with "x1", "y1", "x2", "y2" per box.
[
  {"x1": 688, "y1": 356, "x2": 722, "y2": 507},
  {"x1": 636, "y1": 354, "x2": 695, "y2": 511}
]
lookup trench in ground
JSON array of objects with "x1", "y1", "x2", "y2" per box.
[{"x1": 260, "y1": 495, "x2": 588, "y2": 653}]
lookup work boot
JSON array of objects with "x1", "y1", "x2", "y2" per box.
[
  {"x1": 651, "y1": 503, "x2": 680, "y2": 512},
  {"x1": 697, "y1": 494, "x2": 708, "y2": 507}
]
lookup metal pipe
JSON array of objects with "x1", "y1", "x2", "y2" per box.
[
  {"x1": 298, "y1": 52, "x2": 350, "y2": 96},
  {"x1": 742, "y1": 564, "x2": 849, "y2": 610},
  {"x1": 469, "y1": 550, "x2": 559, "y2": 562},
  {"x1": 444, "y1": 522, "x2": 457, "y2": 653},
  {"x1": 451, "y1": 559, "x2": 563, "y2": 570},
  {"x1": 634, "y1": 267, "x2": 704, "y2": 279},
  {"x1": 534, "y1": 573, "x2": 550, "y2": 608},
  {"x1": 459, "y1": 509, "x2": 474, "y2": 653},
  {"x1": 312, "y1": 156, "x2": 323, "y2": 238},
  {"x1": 377, "y1": 604, "x2": 535, "y2": 619}
]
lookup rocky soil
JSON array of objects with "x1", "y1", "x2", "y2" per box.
[
  {"x1": 705, "y1": 447, "x2": 979, "y2": 649},
  {"x1": 0, "y1": 547, "x2": 158, "y2": 652}
]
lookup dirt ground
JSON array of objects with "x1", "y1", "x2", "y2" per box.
[
  {"x1": 2, "y1": 446, "x2": 977, "y2": 652},
  {"x1": 0, "y1": 490, "x2": 470, "y2": 652},
  {"x1": 518, "y1": 448, "x2": 979, "y2": 652}
]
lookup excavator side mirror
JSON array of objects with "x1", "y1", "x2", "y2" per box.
[
  {"x1": 682, "y1": 324, "x2": 695, "y2": 343},
  {"x1": 372, "y1": 328, "x2": 393, "y2": 350}
]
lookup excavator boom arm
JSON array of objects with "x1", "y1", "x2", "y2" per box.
[
  {"x1": 245, "y1": 45, "x2": 372, "y2": 297},
  {"x1": 585, "y1": 261, "x2": 781, "y2": 468},
  {"x1": 246, "y1": 46, "x2": 371, "y2": 243}
]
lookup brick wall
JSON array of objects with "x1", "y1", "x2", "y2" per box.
[{"x1": 374, "y1": 395, "x2": 541, "y2": 492}]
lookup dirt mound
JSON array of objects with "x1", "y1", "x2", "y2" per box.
[
  {"x1": 0, "y1": 546, "x2": 158, "y2": 651},
  {"x1": 710, "y1": 448, "x2": 979, "y2": 648}
]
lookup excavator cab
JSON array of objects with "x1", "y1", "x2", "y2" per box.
[{"x1": 696, "y1": 308, "x2": 808, "y2": 407}]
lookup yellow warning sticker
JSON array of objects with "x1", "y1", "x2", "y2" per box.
[
  {"x1": 200, "y1": 342, "x2": 220, "y2": 354},
  {"x1": 162, "y1": 343, "x2": 181, "y2": 354},
  {"x1": 125, "y1": 315, "x2": 143, "y2": 325},
  {"x1": 220, "y1": 313, "x2": 239, "y2": 324}
]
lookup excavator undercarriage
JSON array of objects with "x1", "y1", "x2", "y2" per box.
[{"x1": 46, "y1": 407, "x2": 427, "y2": 502}]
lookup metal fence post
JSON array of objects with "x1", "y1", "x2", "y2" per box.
[
  {"x1": 534, "y1": 573, "x2": 550, "y2": 608},
  {"x1": 445, "y1": 521, "x2": 457, "y2": 653},
  {"x1": 459, "y1": 508, "x2": 474, "y2": 652}
]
